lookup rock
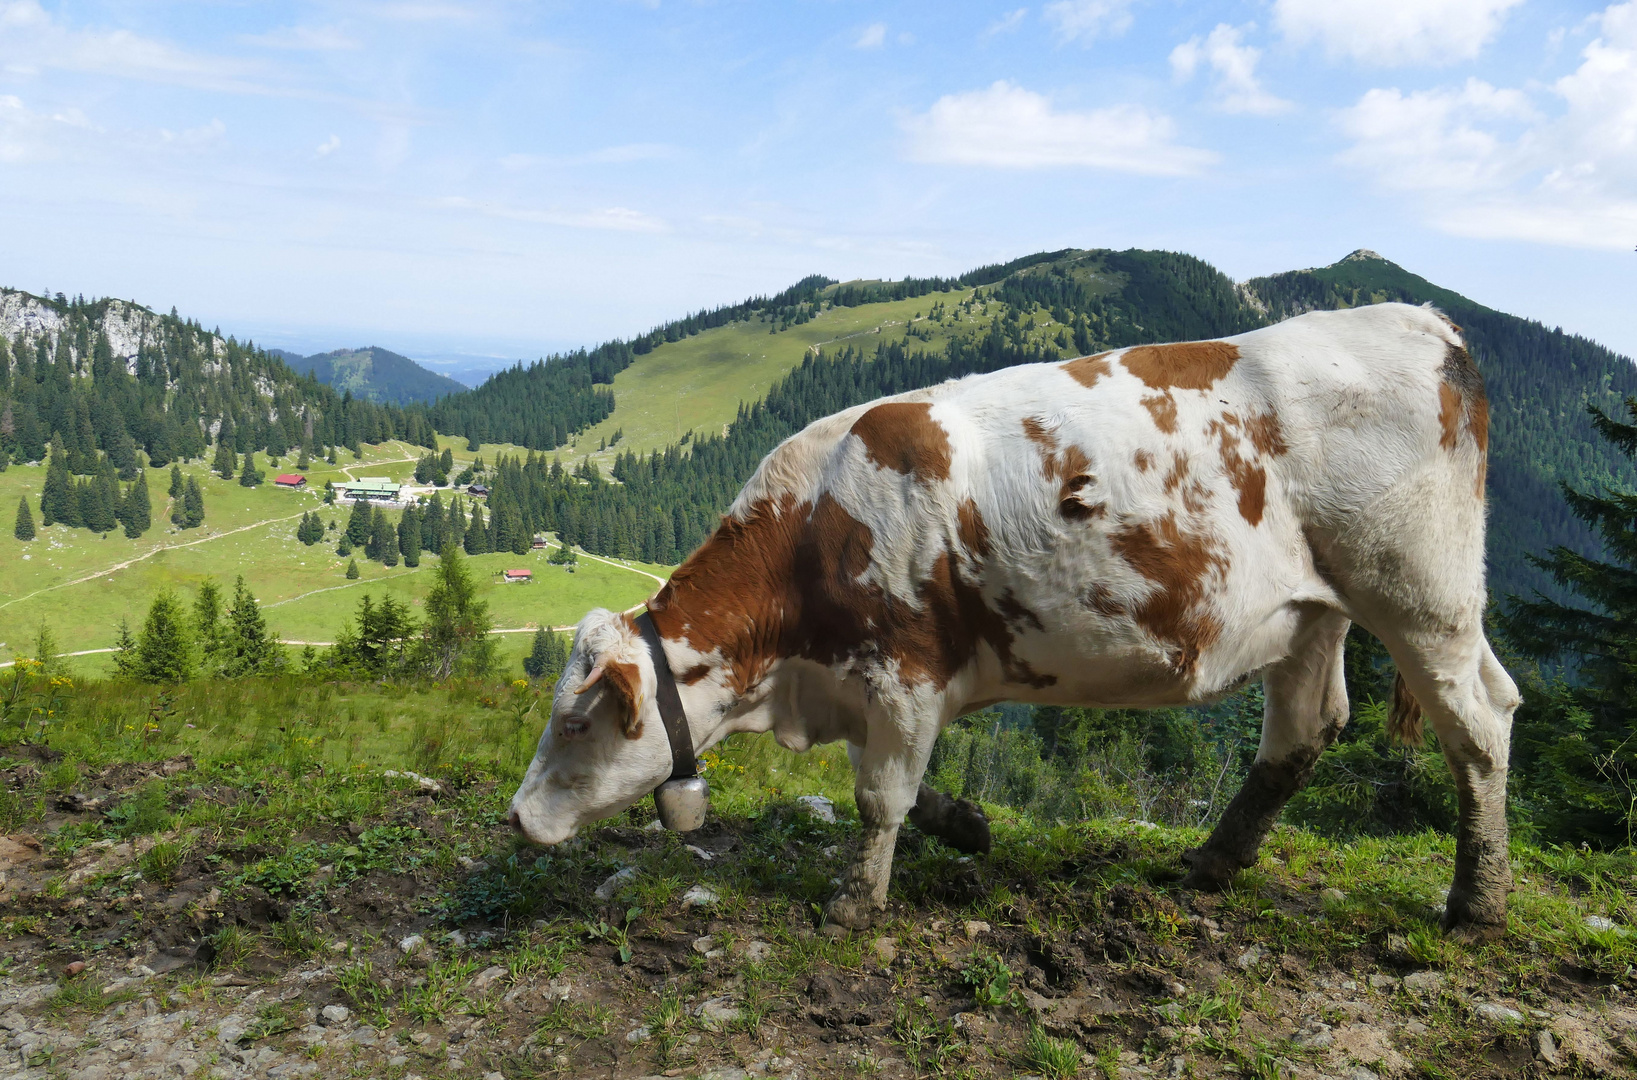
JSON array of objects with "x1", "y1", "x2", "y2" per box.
[
  {"x1": 446, "y1": 929, "x2": 468, "y2": 947},
  {"x1": 643, "y1": 819, "x2": 665, "y2": 831},
  {"x1": 681, "y1": 884, "x2": 720, "y2": 909},
  {"x1": 1550, "y1": 1014, "x2": 1624, "y2": 1073},
  {"x1": 1367, "y1": 974, "x2": 1399, "y2": 991},
  {"x1": 737, "y1": 940, "x2": 774, "y2": 964},
  {"x1": 1583, "y1": 914, "x2": 1628, "y2": 935},
  {"x1": 483, "y1": 1073, "x2": 504, "y2": 1080},
  {"x1": 685, "y1": 844, "x2": 714, "y2": 861},
  {"x1": 64, "y1": 961, "x2": 86, "y2": 977},
  {"x1": 1400, "y1": 970, "x2": 1446, "y2": 995},
  {"x1": 347, "y1": 1026, "x2": 379, "y2": 1046},
  {"x1": 1234, "y1": 945, "x2": 1263, "y2": 970},
  {"x1": 698, "y1": 1066, "x2": 750, "y2": 1080},
  {"x1": 796, "y1": 795, "x2": 836, "y2": 823},
  {"x1": 543, "y1": 979, "x2": 573, "y2": 1002},
  {"x1": 1320, "y1": 887, "x2": 1347, "y2": 904},
  {"x1": 398, "y1": 934, "x2": 426, "y2": 954},
  {"x1": 470, "y1": 965, "x2": 507, "y2": 990},
  {"x1": 318, "y1": 1005, "x2": 350, "y2": 1026},
  {"x1": 625, "y1": 1025, "x2": 651, "y2": 1044},
  {"x1": 963, "y1": 920, "x2": 990, "y2": 938},
  {"x1": 1293, "y1": 1022, "x2": 1334, "y2": 1049},
  {"x1": 594, "y1": 867, "x2": 639, "y2": 901},
  {"x1": 382, "y1": 770, "x2": 445, "y2": 796},
  {"x1": 695, "y1": 996, "x2": 740, "y2": 1031},
  {"x1": 692, "y1": 936, "x2": 725, "y2": 960},
  {"x1": 1473, "y1": 1002, "x2": 1524, "y2": 1025},
  {"x1": 870, "y1": 937, "x2": 897, "y2": 966},
  {"x1": 1343, "y1": 1069, "x2": 1380, "y2": 1080},
  {"x1": 1535, "y1": 1028, "x2": 1559, "y2": 1066}
]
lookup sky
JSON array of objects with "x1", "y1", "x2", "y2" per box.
[{"x1": 1, "y1": 0, "x2": 1634, "y2": 381}]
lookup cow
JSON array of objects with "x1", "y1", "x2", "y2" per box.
[{"x1": 509, "y1": 302, "x2": 1519, "y2": 940}]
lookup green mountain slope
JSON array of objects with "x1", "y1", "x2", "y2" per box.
[
  {"x1": 442, "y1": 249, "x2": 1632, "y2": 606},
  {"x1": 283, "y1": 346, "x2": 467, "y2": 406}
]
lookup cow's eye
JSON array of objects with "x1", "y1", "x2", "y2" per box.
[{"x1": 560, "y1": 718, "x2": 591, "y2": 739}]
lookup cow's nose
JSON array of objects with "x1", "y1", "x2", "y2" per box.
[{"x1": 506, "y1": 808, "x2": 522, "y2": 832}]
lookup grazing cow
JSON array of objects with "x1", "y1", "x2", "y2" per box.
[{"x1": 509, "y1": 302, "x2": 1518, "y2": 939}]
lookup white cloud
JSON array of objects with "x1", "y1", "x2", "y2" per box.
[
  {"x1": 1337, "y1": 3, "x2": 1637, "y2": 249},
  {"x1": 985, "y1": 9, "x2": 1028, "y2": 37},
  {"x1": 854, "y1": 23, "x2": 887, "y2": 49},
  {"x1": 316, "y1": 134, "x2": 341, "y2": 156},
  {"x1": 902, "y1": 80, "x2": 1215, "y2": 175},
  {"x1": 243, "y1": 25, "x2": 360, "y2": 51},
  {"x1": 438, "y1": 196, "x2": 668, "y2": 233},
  {"x1": 1043, "y1": 0, "x2": 1134, "y2": 43},
  {"x1": 1170, "y1": 24, "x2": 1292, "y2": 116},
  {"x1": 1274, "y1": 0, "x2": 1524, "y2": 66}
]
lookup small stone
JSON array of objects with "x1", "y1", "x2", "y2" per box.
[
  {"x1": 692, "y1": 936, "x2": 725, "y2": 959},
  {"x1": 594, "y1": 867, "x2": 639, "y2": 901},
  {"x1": 1473, "y1": 1002, "x2": 1524, "y2": 1024},
  {"x1": 738, "y1": 940, "x2": 774, "y2": 963},
  {"x1": 483, "y1": 1074, "x2": 504, "y2": 1080},
  {"x1": 1344, "y1": 1069, "x2": 1380, "y2": 1080},
  {"x1": 1168, "y1": 1056, "x2": 1187, "y2": 1077},
  {"x1": 963, "y1": 920, "x2": 990, "y2": 938},
  {"x1": 643, "y1": 818, "x2": 665, "y2": 831},
  {"x1": 446, "y1": 929, "x2": 468, "y2": 947},
  {"x1": 1534, "y1": 1029, "x2": 1559, "y2": 1066},
  {"x1": 398, "y1": 934, "x2": 425, "y2": 954},
  {"x1": 1320, "y1": 888, "x2": 1347, "y2": 904},
  {"x1": 1234, "y1": 945, "x2": 1263, "y2": 970},
  {"x1": 795, "y1": 795, "x2": 836, "y2": 823},
  {"x1": 318, "y1": 1005, "x2": 350, "y2": 1026},
  {"x1": 681, "y1": 884, "x2": 720, "y2": 909},
  {"x1": 870, "y1": 937, "x2": 897, "y2": 966},
  {"x1": 694, "y1": 996, "x2": 740, "y2": 1031},
  {"x1": 1401, "y1": 970, "x2": 1446, "y2": 995},
  {"x1": 1294, "y1": 1022, "x2": 1333, "y2": 1049},
  {"x1": 65, "y1": 961, "x2": 87, "y2": 977},
  {"x1": 685, "y1": 845, "x2": 714, "y2": 861},
  {"x1": 1160, "y1": 977, "x2": 1187, "y2": 997},
  {"x1": 1368, "y1": 974, "x2": 1399, "y2": 991},
  {"x1": 470, "y1": 964, "x2": 507, "y2": 990},
  {"x1": 1403, "y1": 1020, "x2": 1428, "y2": 1036},
  {"x1": 626, "y1": 1026, "x2": 651, "y2": 1044},
  {"x1": 1583, "y1": 914, "x2": 1627, "y2": 935},
  {"x1": 347, "y1": 1026, "x2": 379, "y2": 1046}
]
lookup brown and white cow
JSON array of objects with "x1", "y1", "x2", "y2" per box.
[{"x1": 509, "y1": 302, "x2": 1518, "y2": 938}]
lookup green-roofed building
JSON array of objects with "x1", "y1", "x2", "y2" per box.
[{"x1": 337, "y1": 478, "x2": 402, "y2": 502}]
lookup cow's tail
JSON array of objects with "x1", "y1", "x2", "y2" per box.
[{"x1": 1388, "y1": 672, "x2": 1425, "y2": 745}]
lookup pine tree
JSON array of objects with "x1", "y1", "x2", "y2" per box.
[
  {"x1": 365, "y1": 507, "x2": 386, "y2": 561},
  {"x1": 417, "y1": 546, "x2": 494, "y2": 677},
  {"x1": 120, "y1": 469, "x2": 151, "y2": 538},
  {"x1": 222, "y1": 575, "x2": 283, "y2": 676},
  {"x1": 193, "y1": 579, "x2": 227, "y2": 669},
  {"x1": 1502, "y1": 397, "x2": 1637, "y2": 846},
  {"x1": 523, "y1": 627, "x2": 569, "y2": 683},
  {"x1": 182, "y1": 476, "x2": 205, "y2": 528},
  {"x1": 398, "y1": 505, "x2": 421, "y2": 567},
  {"x1": 346, "y1": 558, "x2": 360, "y2": 579},
  {"x1": 169, "y1": 464, "x2": 183, "y2": 498},
  {"x1": 464, "y1": 503, "x2": 490, "y2": 554},
  {"x1": 337, "y1": 533, "x2": 353, "y2": 556},
  {"x1": 213, "y1": 438, "x2": 236, "y2": 480},
  {"x1": 14, "y1": 496, "x2": 34, "y2": 541},
  {"x1": 239, "y1": 450, "x2": 262, "y2": 487},
  {"x1": 82, "y1": 458, "x2": 120, "y2": 533},
  {"x1": 440, "y1": 448, "x2": 454, "y2": 476},
  {"x1": 40, "y1": 434, "x2": 74, "y2": 527},
  {"x1": 346, "y1": 498, "x2": 373, "y2": 546},
  {"x1": 296, "y1": 445, "x2": 310, "y2": 470},
  {"x1": 132, "y1": 590, "x2": 195, "y2": 683}
]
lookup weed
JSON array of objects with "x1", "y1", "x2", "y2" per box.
[
  {"x1": 47, "y1": 975, "x2": 131, "y2": 1015},
  {"x1": 104, "y1": 780, "x2": 173, "y2": 837},
  {"x1": 139, "y1": 838, "x2": 191, "y2": 887},
  {"x1": 891, "y1": 999, "x2": 961, "y2": 1075},
  {"x1": 208, "y1": 925, "x2": 255, "y2": 971},
  {"x1": 1025, "y1": 1024, "x2": 1081, "y2": 1079},
  {"x1": 241, "y1": 1003, "x2": 299, "y2": 1043},
  {"x1": 961, "y1": 951, "x2": 1020, "y2": 1010}
]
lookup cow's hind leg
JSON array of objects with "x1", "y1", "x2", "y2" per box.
[
  {"x1": 1182, "y1": 608, "x2": 1350, "y2": 890},
  {"x1": 826, "y1": 710, "x2": 938, "y2": 929},
  {"x1": 907, "y1": 783, "x2": 992, "y2": 854}
]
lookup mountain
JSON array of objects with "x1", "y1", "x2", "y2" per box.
[
  {"x1": 423, "y1": 249, "x2": 1635, "y2": 606},
  {"x1": 281, "y1": 346, "x2": 467, "y2": 406},
  {"x1": 0, "y1": 287, "x2": 437, "y2": 472}
]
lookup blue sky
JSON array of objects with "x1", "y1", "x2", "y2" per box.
[{"x1": 2, "y1": 0, "x2": 1633, "y2": 379}]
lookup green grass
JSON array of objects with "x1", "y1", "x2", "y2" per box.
[
  {"x1": 567, "y1": 289, "x2": 992, "y2": 465},
  {"x1": 0, "y1": 437, "x2": 670, "y2": 675}
]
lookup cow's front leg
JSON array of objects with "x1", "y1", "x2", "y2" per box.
[{"x1": 824, "y1": 721, "x2": 934, "y2": 929}]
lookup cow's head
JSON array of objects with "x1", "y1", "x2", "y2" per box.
[{"x1": 507, "y1": 609, "x2": 674, "y2": 845}]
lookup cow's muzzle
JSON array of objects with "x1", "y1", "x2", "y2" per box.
[{"x1": 654, "y1": 776, "x2": 709, "y2": 832}]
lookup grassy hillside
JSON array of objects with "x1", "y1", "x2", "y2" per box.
[
  {"x1": 0, "y1": 437, "x2": 669, "y2": 675},
  {"x1": 566, "y1": 288, "x2": 988, "y2": 466},
  {"x1": 283, "y1": 346, "x2": 468, "y2": 406}
]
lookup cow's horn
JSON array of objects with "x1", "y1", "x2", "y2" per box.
[{"x1": 574, "y1": 663, "x2": 606, "y2": 694}]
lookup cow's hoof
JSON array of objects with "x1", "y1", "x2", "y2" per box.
[
  {"x1": 1178, "y1": 846, "x2": 1239, "y2": 892},
  {"x1": 1440, "y1": 891, "x2": 1508, "y2": 942},
  {"x1": 939, "y1": 798, "x2": 992, "y2": 855},
  {"x1": 822, "y1": 892, "x2": 881, "y2": 930}
]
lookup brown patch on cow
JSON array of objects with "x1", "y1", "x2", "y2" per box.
[
  {"x1": 1024, "y1": 417, "x2": 1101, "y2": 520},
  {"x1": 1141, "y1": 393, "x2": 1178, "y2": 434},
  {"x1": 1082, "y1": 583, "x2": 1126, "y2": 618},
  {"x1": 851, "y1": 401, "x2": 952, "y2": 483},
  {"x1": 1206, "y1": 411, "x2": 1280, "y2": 527},
  {"x1": 1161, "y1": 453, "x2": 1210, "y2": 515},
  {"x1": 996, "y1": 589, "x2": 1045, "y2": 632},
  {"x1": 1110, "y1": 513, "x2": 1227, "y2": 675},
  {"x1": 602, "y1": 660, "x2": 644, "y2": 739},
  {"x1": 1437, "y1": 383, "x2": 1462, "y2": 450},
  {"x1": 1122, "y1": 341, "x2": 1241, "y2": 391},
  {"x1": 679, "y1": 664, "x2": 712, "y2": 685},
  {"x1": 1134, "y1": 449, "x2": 1154, "y2": 472},
  {"x1": 1060, "y1": 497, "x2": 1105, "y2": 522},
  {"x1": 957, "y1": 499, "x2": 992, "y2": 559},
  {"x1": 649, "y1": 493, "x2": 1054, "y2": 695},
  {"x1": 1061, "y1": 352, "x2": 1113, "y2": 388}
]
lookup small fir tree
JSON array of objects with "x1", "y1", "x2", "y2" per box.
[
  {"x1": 169, "y1": 464, "x2": 183, "y2": 498},
  {"x1": 345, "y1": 558, "x2": 360, "y2": 579},
  {"x1": 523, "y1": 627, "x2": 569, "y2": 683},
  {"x1": 14, "y1": 496, "x2": 35, "y2": 541},
  {"x1": 346, "y1": 498, "x2": 373, "y2": 545},
  {"x1": 222, "y1": 576, "x2": 283, "y2": 676},
  {"x1": 40, "y1": 434, "x2": 74, "y2": 526},
  {"x1": 132, "y1": 590, "x2": 195, "y2": 683},
  {"x1": 119, "y1": 469, "x2": 151, "y2": 538},
  {"x1": 239, "y1": 451, "x2": 262, "y2": 487},
  {"x1": 398, "y1": 505, "x2": 421, "y2": 567},
  {"x1": 213, "y1": 438, "x2": 236, "y2": 480},
  {"x1": 181, "y1": 476, "x2": 205, "y2": 528}
]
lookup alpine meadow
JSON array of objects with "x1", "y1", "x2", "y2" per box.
[{"x1": 3, "y1": 246, "x2": 1637, "y2": 1080}]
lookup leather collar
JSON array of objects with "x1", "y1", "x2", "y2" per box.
[{"x1": 634, "y1": 610, "x2": 696, "y2": 780}]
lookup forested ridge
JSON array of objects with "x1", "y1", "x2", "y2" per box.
[{"x1": 442, "y1": 247, "x2": 1631, "y2": 607}]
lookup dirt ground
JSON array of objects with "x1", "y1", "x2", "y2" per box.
[{"x1": 1, "y1": 748, "x2": 1635, "y2": 1080}]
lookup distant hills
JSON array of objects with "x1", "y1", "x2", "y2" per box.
[{"x1": 271, "y1": 346, "x2": 466, "y2": 406}]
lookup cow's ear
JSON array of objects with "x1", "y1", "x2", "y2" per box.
[{"x1": 577, "y1": 657, "x2": 643, "y2": 739}]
